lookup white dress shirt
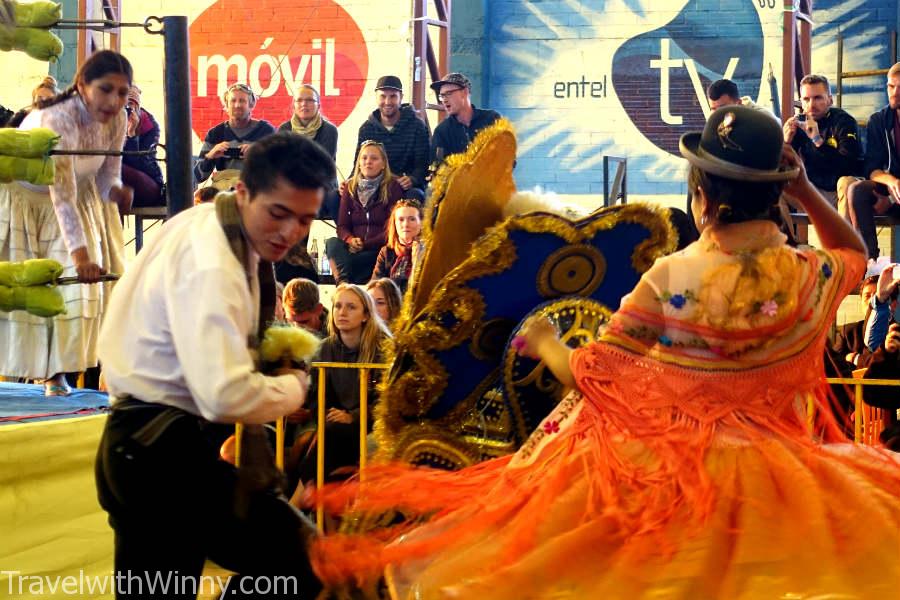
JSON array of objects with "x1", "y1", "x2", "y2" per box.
[{"x1": 98, "y1": 203, "x2": 306, "y2": 424}]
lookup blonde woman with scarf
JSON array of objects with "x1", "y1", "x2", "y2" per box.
[
  {"x1": 325, "y1": 140, "x2": 403, "y2": 284},
  {"x1": 278, "y1": 84, "x2": 339, "y2": 219}
]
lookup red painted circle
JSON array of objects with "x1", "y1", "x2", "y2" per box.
[{"x1": 189, "y1": 0, "x2": 369, "y2": 138}]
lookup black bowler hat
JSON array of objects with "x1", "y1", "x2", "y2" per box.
[
  {"x1": 375, "y1": 75, "x2": 403, "y2": 92},
  {"x1": 680, "y1": 105, "x2": 798, "y2": 182}
]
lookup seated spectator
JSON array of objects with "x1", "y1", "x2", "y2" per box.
[
  {"x1": 845, "y1": 63, "x2": 900, "y2": 262},
  {"x1": 326, "y1": 140, "x2": 403, "y2": 284},
  {"x1": 293, "y1": 284, "x2": 391, "y2": 484},
  {"x1": 783, "y1": 75, "x2": 862, "y2": 209},
  {"x1": 366, "y1": 278, "x2": 402, "y2": 326},
  {"x1": 826, "y1": 268, "x2": 896, "y2": 430},
  {"x1": 862, "y1": 322, "x2": 900, "y2": 450},
  {"x1": 275, "y1": 240, "x2": 318, "y2": 286},
  {"x1": 667, "y1": 206, "x2": 699, "y2": 251},
  {"x1": 278, "y1": 84, "x2": 340, "y2": 219},
  {"x1": 6, "y1": 76, "x2": 59, "y2": 127},
  {"x1": 707, "y1": 78, "x2": 777, "y2": 118},
  {"x1": 430, "y1": 73, "x2": 501, "y2": 167},
  {"x1": 372, "y1": 198, "x2": 424, "y2": 292},
  {"x1": 193, "y1": 83, "x2": 275, "y2": 187},
  {"x1": 193, "y1": 187, "x2": 218, "y2": 205},
  {"x1": 283, "y1": 277, "x2": 328, "y2": 337},
  {"x1": 830, "y1": 270, "x2": 897, "y2": 372},
  {"x1": 351, "y1": 75, "x2": 430, "y2": 202},
  {"x1": 32, "y1": 75, "x2": 59, "y2": 104},
  {"x1": 122, "y1": 85, "x2": 164, "y2": 208}
]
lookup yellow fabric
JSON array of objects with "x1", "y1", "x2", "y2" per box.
[
  {"x1": 290, "y1": 111, "x2": 323, "y2": 138},
  {"x1": 0, "y1": 415, "x2": 113, "y2": 599}
]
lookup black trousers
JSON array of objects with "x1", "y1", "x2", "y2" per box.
[
  {"x1": 847, "y1": 179, "x2": 900, "y2": 259},
  {"x1": 95, "y1": 400, "x2": 321, "y2": 599}
]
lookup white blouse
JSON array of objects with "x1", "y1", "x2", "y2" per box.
[{"x1": 20, "y1": 95, "x2": 125, "y2": 252}]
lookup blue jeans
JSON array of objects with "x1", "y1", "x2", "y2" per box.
[{"x1": 325, "y1": 237, "x2": 378, "y2": 284}]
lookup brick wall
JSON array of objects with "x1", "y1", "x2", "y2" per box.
[{"x1": 479, "y1": 0, "x2": 898, "y2": 197}]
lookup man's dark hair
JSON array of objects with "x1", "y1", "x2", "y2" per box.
[
  {"x1": 799, "y1": 74, "x2": 831, "y2": 95},
  {"x1": 707, "y1": 79, "x2": 740, "y2": 101},
  {"x1": 241, "y1": 132, "x2": 335, "y2": 198}
]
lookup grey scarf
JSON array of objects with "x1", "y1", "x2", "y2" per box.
[{"x1": 356, "y1": 172, "x2": 383, "y2": 207}]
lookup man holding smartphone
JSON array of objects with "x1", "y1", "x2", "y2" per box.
[
  {"x1": 783, "y1": 74, "x2": 863, "y2": 207},
  {"x1": 844, "y1": 63, "x2": 900, "y2": 261}
]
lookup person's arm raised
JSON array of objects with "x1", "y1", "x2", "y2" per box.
[{"x1": 781, "y1": 144, "x2": 865, "y2": 254}]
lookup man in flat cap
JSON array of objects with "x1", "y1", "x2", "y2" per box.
[{"x1": 430, "y1": 72, "x2": 502, "y2": 166}]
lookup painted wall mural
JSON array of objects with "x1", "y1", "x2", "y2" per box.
[
  {"x1": 487, "y1": 0, "x2": 897, "y2": 197},
  {"x1": 188, "y1": 0, "x2": 369, "y2": 140}
]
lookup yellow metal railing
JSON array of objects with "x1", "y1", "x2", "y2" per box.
[
  {"x1": 311, "y1": 362, "x2": 389, "y2": 530},
  {"x1": 232, "y1": 361, "x2": 390, "y2": 531},
  {"x1": 233, "y1": 368, "x2": 899, "y2": 531},
  {"x1": 825, "y1": 377, "x2": 900, "y2": 445}
]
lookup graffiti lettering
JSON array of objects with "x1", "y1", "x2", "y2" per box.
[
  {"x1": 650, "y1": 38, "x2": 739, "y2": 124},
  {"x1": 553, "y1": 75, "x2": 608, "y2": 99},
  {"x1": 197, "y1": 37, "x2": 341, "y2": 101}
]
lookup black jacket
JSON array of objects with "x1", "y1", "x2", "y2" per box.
[
  {"x1": 863, "y1": 346, "x2": 900, "y2": 409},
  {"x1": 193, "y1": 119, "x2": 275, "y2": 183},
  {"x1": 430, "y1": 105, "x2": 501, "y2": 165},
  {"x1": 864, "y1": 105, "x2": 900, "y2": 179},
  {"x1": 790, "y1": 107, "x2": 863, "y2": 191},
  {"x1": 354, "y1": 105, "x2": 431, "y2": 190}
]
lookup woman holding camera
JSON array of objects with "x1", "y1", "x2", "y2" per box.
[{"x1": 121, "y1": 85, "x2": 164, "y2": 208}]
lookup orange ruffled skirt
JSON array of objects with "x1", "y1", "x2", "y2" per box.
[{"x1": 311, "y1": 345, "x2": 900, "y2": 599}]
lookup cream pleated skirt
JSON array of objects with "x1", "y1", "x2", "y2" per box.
[{"x1": 0, "y1": 180, "x2": 124, "y2": 379}]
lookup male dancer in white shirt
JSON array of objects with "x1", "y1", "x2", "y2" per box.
[{"x1": 95, "y1": 133, "x2": 332, "y2": 599}]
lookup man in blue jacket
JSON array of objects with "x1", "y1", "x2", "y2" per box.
[
  {"x1": 352, "y1": 75, "x2": 430, "y2": 201},
  {"x1": 845, "y1": 63, "x2": 900, "y2": 260},
  {"x1": 430, "y1": 73, "x2": 501, "y2": 167}
]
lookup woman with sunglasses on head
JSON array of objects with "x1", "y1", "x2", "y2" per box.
[
  {"x1": 325, "y1": 140, "x2": 403, "y2": 284},
  {"x1": 371, "y1": 198, "x2": 424, "y2": 294},
  {"x1": 0, "y1": 50, "x2": 134, "y2": 396},
  {"x1": 308, "y1": 106, "x2": 900, "y2": 598}
]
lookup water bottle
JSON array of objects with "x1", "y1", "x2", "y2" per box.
[
  {"x1": 309, "y1": 239, "x2": 319, "y2": 272},
  {"x1": 321, "y1": 249, "x2": 331, "y2": 276}
]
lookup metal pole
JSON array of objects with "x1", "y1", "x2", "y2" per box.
[
  {"x1": 836, "y1": 32, "x2": 843, "y2": 108},
  {"x1": 162, "y1": 16, "x2": 192, "y2": 218}
]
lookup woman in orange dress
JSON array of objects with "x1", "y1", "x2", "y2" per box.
[{"x1": 309, "y1": 106, "x2": 900, "y2": 599}]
